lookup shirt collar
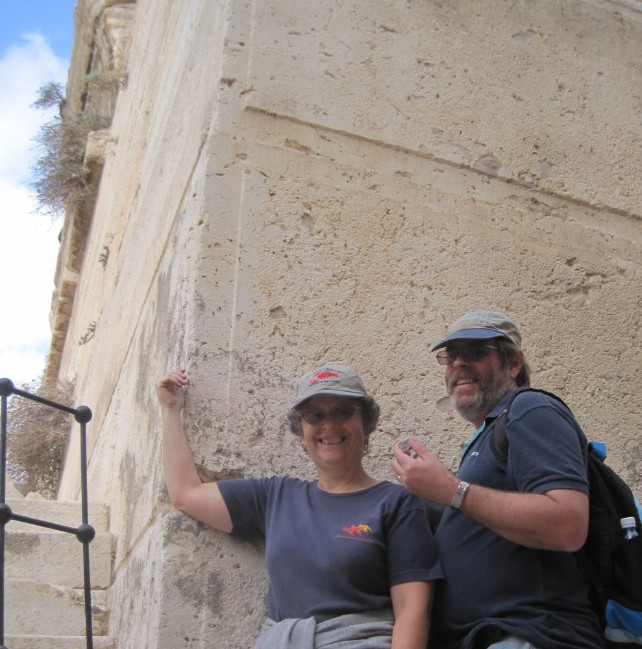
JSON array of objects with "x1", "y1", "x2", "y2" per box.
[{"x1": 460, "y1": 388, "x2": 520, "y2": 458}]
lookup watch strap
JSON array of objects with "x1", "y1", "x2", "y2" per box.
[{"x1": 451, "y1": 481, "x2": 471, "y2": 510}]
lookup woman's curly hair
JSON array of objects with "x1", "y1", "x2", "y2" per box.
[{"x1": 287, "y1": 396, "x2": 380, "y2": 437}]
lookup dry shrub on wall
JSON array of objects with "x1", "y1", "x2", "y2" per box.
[
  {"x1": 7, "y1": 376, "x2": 75, "y2": 498},
  {"x1": 31, "y1": 81, "x2": 111, "y2": 216},
  {"x1": 85, "y1": 70, "x2": 127, "y2": 93}
]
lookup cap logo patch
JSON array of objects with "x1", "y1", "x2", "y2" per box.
[{"x1": 309, "y1": 370, "x2": 341, "y2": 386}]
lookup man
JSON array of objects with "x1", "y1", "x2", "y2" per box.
[{"x1": 392, "y1": 310, "x2": 604, "y2": 649}]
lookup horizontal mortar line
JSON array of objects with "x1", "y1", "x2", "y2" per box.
[
  {"x1": 242, "y1": 104, "x2": 641, "y2": 224},
  {"x1": 595, "y1": 0, "x2": 642, "y2": 17},
  {"x1": 109, "y1": 509, "x2": 160, "y2": 577}
]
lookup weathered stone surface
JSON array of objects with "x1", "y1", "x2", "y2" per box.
[
  {"x1": 4, "y1": 636, "x2": 113, "y2": 649},
  {"x1": 6, "y1": 530, "x2": 112, "y2": 589},
  {"x1": 5, "y1": 579, "x2": 109, "y2": 635},
  {"x1": 105, "y1": 512, "x2": 266, "y2": 649}
]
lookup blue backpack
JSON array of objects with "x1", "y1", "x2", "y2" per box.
[{"x1": 491, "y1": 388, "x2": 642, "y2": 649}]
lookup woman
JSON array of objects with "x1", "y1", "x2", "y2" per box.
[{"x1": 157, "y1": 364, "x2": 442, "y2": 649}]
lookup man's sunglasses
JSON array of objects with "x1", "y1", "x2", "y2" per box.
[{"x1": 436, "y1": 344, "x2": 498, "y2": 366}]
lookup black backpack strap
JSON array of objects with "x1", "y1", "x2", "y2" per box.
[
  {"x1": 490, "y1": 387, "x2": 571, "y2": 464},
  {"x1": 490, "y1": 387, "x2": 532, "y2": 464}
]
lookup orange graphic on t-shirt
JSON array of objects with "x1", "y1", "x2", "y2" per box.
[{"x1": 341, "y1": 524, "x2": 373, "y2": 536}]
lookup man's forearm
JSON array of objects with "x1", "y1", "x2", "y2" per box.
[{"x1": 457, "y1": 484, "x2": 589, "y2": 551}]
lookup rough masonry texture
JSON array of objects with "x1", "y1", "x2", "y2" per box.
[{"x1": 47, "y1": 1, "x2": 641, "y2": 647}]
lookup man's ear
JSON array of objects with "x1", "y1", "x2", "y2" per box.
[{"x1": 509, "y1": 350, "x2": 525, "y2": 380}]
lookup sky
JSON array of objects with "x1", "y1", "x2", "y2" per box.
[{"x1": 0, "y1": 1, "x2": 77, "y2": 386}]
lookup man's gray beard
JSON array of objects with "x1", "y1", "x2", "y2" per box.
[{"x1": 450, "y1": 371, "x2": 514, "y2": 425}]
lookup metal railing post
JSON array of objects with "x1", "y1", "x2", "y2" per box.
[
  {"x1": 0, "y1": 383, "x2": 8, "y2": 649},
  {"x1": 0, "y1": 378, "x2": 95, "y2": 648}
]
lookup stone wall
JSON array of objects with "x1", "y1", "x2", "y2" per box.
[{"x1": 50, "y1": 0, "x2": 641, "y2": 647}]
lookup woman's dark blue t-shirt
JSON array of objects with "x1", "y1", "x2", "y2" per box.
[{"x1": 218, "y1": 477, "x2": 442, "y2": 621}]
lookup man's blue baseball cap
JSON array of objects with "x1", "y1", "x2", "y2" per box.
[{"x1": 431, "y1": 310, "x2": 522, "y2": 351}]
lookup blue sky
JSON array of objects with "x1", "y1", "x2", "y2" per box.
[
  {"x1": 0, "y1": 2, "x2": 76, "y2": 59},
  {"x1": 0, "y1": 1, "x2": 77, "y2": 385}
]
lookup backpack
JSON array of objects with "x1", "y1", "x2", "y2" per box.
[{"x1": 491, "y1": 387, "x2": 642, "y2": 649}]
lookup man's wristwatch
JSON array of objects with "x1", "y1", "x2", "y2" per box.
[{"x1": 451, "y1": 481, "x2": 471, "y2": 510}]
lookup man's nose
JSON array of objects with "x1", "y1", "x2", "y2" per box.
[{"x1": 450, "y1": 351, "x2": 470, "y2": 367}]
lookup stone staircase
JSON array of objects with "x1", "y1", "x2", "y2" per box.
[{"x1": 3, "y1": 498, "x2": 113, "y2": 648}]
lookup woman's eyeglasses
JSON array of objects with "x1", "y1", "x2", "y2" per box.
[
  {"x1": 436, "y1": 344, "x2": 498, "y2": 366},
  {"x1": 299, "y1": 402, "x2": 360, "y2": 425}
]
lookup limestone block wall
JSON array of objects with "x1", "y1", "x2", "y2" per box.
[{"x1": 51, "y1": 0, "x2": 641, "y2": 647}]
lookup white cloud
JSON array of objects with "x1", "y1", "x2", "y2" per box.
[
  {"x1": 0, "y1": 34, "x2": 67, "y2": 386},
  {"x1": 0, "y1": 33, "x2": 68, "y2": 182}
]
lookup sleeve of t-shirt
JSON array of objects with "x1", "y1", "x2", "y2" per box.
[
  {"x1": 217, "y1": 477, "x2": 272, "y2": 541},
  {"x1": 385, "y1": 493, "x2": 444, "y2": 586},
  {"x1": 505, "y1": 393, "x2": 588, "y2": 495}
]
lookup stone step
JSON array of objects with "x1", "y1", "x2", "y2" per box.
[
  {"x1": 5, "y1": 578, "x2": 109, "y2": 636},
  {"x1": 6, "y1": 499, "x2": 109, "y2": 534},
  {"x1": 4, "y1": 635, "x2": 113, "y2": 649},
  {"x1": 6, "y1": 530, "x2": 112, "y2": 589}
]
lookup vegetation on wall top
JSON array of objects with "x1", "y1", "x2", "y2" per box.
[{"x1": 31, "y1": 81, "x2": 111, "y2": 216}]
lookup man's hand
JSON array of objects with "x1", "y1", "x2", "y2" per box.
[{"x1": 392, "y1": 437, "x2": 459, "y2": 506}]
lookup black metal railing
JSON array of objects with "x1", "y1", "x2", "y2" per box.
[{"x1": 0, "y1": 377, "x2": 95, "y2": 649}]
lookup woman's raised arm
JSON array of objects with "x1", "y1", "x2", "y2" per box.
[{"x1": 156, "y1": 369, "x2": 233, "y2": 533}]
